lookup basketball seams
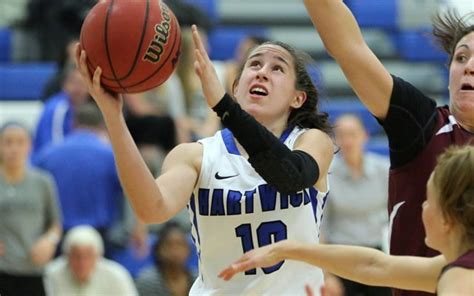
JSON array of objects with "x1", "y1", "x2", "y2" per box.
[
  {"x1": 113, "y1": 12, "x2": 181, "y2": 91},
  {"x1": 107, "y1": 0, "x2": 151, "y2": 82},
  {"x1": 104, "y1": 0, "x2": 128, "y2": 93}
]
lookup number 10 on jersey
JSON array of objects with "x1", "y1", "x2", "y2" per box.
[{"x1": 235, "y1": 220, "x2": 287, "y2": 275}]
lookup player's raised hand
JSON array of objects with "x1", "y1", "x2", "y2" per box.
[
  {"x1": 218, "y1": 243, "x2": 283, "y2": 281},
  {"x1": 74, "y1": 43, "x2": 123, "y2": 115},
  {"x1": 191, "y1": 24, "x2": 225, "y2": 108}
]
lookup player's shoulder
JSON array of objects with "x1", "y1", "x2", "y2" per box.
[
  {"x1": 438, "y1": 266, "x2": 474, "y2": 295},
  {"x1": 163, "y1": 142, "x2": 203, "y2": 171},
  {"x1": 168, "y1": 142, "x2": 203, "y2": 159},
  {"x1": 296, "y1": 128, "x2": 333, "y2": 149}
]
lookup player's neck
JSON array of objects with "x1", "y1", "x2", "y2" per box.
[{"x1": 442, "y1": 230, "x2": 472, "y2": 262}]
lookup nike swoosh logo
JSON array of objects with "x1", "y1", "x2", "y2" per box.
[{"x1": 215, "y1": 172, "x2": 239, "y2": 180}]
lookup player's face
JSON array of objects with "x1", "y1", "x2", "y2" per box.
[
  {"x1": 449, "y1": 31, "x2": 474, "y2": 131},
  {"x1": 233, "y1": 44, "x2": 306, "y2": 126},
  {"x1": 421, "y1": 174, "x2": 449, "y2": 252},
  {"x1": 0, "y1": 126, "x2": 31, "y2": 168}
]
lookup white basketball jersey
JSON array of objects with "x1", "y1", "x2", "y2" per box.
[{"x1": 188, "y1": 127, "x2": 329, "y2": 296}]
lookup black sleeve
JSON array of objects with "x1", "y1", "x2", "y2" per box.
[
  {"x1": 379, "y1": 75, "x2": 438, "y2": 168},
  {"x1": 212, "y1": 94, "x2": 320, "y2": 194}
]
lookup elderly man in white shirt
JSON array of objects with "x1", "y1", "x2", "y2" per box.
[{"x1": 45, "y1": 225, "x2": 137, "y2": 296}]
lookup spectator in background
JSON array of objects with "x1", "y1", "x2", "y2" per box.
[
  {"x1": 45, "y1": 225, "x2": 137, "y2": 296},
  {"x1": 322, "y1": 114, "x2": 391, "y2": 296},
  {"x1": 40, "y1": 38, "x2": 78, "y2": 102},
  {"x1": 0, "y1": 122, "x2": 62, "y2": 296},
  {"x1": 32, "y1": 65, "x2": 89, "y2": 159},
  {"x1": 164, "y1": 0, "x2": 224, "y2": 141},
  {"x1": 34, "y1": 103, "x2": 139, "y2": 257},
  {"x1": 135, "y1": 222, "x2": 195, "y2": 296}
]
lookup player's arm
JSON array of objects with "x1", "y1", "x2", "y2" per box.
[
  {"x1": 98, "y1": 106, "x2": 200, "y2": 224},
  {"x1": 75, "y1": 45, "x2": 199, "y2": 225},
  {"x1": 220, "y1": 241, "x2": 445, "y2": 293},
  {"x1": 292, "y1": 129, "x2": 333, "y2": 191},
  {"x1": 303, "y1": 0, "x2": 393, "y2": 119},
  {"x1": 437, "y1": 268, "x2": 474, "y2": 295}
]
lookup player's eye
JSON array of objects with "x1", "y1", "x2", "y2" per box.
[
  {"x1": 273, "y1": 65, "x2": 284, "y2": 72},
  {"x1": 248, "y1": 60, "x2": 261, "y2": 68},
  {"x1": 456, "y1": 55, "x2": 467, "y2": 63}
]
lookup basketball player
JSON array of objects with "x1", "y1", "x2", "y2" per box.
[
  {"x1": 303, "y1": 2, "x2": 474, "y2": 295},
  {"x1": 74, "y1": 23, "x2": 334, "y2": 295},
  {"x1": 220, "y1": 145, "x2": 474, "y2": 295}
]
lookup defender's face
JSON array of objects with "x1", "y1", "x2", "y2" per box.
[{"x1": 449, "y1": 31, "x2": 474, "y2": 131}]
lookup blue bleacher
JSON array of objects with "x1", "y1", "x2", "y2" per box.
[
  {"x1": 0, "y1": 63, "x2": 57, "y2": 100},
  {"x1": 0, "y1": 27, "x2": 12, "y2": 62},
  {"x1": 207, "y1": 26, "x2": 268, "y2": 61},
  {"x1": 395, "y1": 29, "x2": 448, "y2": 62},
  {"x1": 320, "y1": 98, "x2": 382, "y2": 136},
  {"x1": 344, "y1": 0, "x2": 397, "y2": 30}
]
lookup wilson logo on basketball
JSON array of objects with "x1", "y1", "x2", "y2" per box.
[{"x1": 143, "y1": 3, "x2": 171, "y2": 63}]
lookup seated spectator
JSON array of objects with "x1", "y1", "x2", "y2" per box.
[
  {"x1": 135, "y1": 222, "x2": 195, "y2": 296},
  {"x1": 0, "y1": 122, "x2": 62, "y2": 296},
  {"x1": 45, "y1": 225, "x2": 137, "y2": 295}
]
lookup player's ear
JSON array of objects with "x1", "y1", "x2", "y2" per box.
[
  {"x1": 290, "y1": 90, "x2": 307, "y2": 109},
  {"x1": 232, "y1": 81, "x2": 239, "y2": 98}
]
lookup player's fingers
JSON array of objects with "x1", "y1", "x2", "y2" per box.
[
  {"x1": 74, "y1": 43, "x2": 81, "y2": 69},
  {"x1": 78, "y1": 50, "x2": 94, "y2": 87},
  {"x1": 229, "y1": 260, "x2": 252, "y2": 274},
  {"x1": 305, "y1": 284, "x2": 315, "y2": 296},
  {"x1": 191, "y1": 25, "x2": 211, "y2": 62},
  {"x1": 191, "y1": 25, "x2": 204, "y2": 52},
  {"x1": 92, "y1": 67, "x2": 102, "y2": 89},
  {"x1": 194, "y1": 49, "x2": 204, "y2": 65},
  {"x1": 217, "y1": 266, "x2": 234, "y2": 280}
]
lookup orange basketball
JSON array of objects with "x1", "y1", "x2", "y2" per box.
[{"x1": 80, "y1": 0, "x2": 181, "y2": 93}]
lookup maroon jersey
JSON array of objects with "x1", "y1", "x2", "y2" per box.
[
  {"x1": 440, "y1": 249, "x2": 474, "y2": 276},
  {"x1": 388, "y1": 107, "x2": 473, "y2": 296},
  {"x1": 380, "y1": 76, "x2": 474, "y2": 296}
]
